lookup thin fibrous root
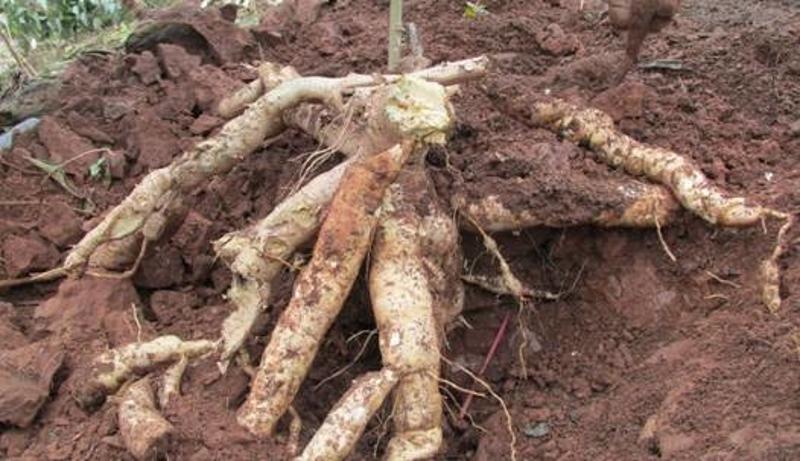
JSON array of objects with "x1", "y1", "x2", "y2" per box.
[
  {"x1": 77, "y1": 335, "x2": 216, "y2": 409},
  {"x1": 461, "y1": 274, "x2": 560, "y2": 301},
  {"x1": 461, "y1": 212, "x2": 527, "y2": 301},
  {"x1": 371, "y1": 169, "x2": 447, "y2": 461},
  {"x1": 533, "y1": 99, "x2": 795, "y2": 310},
  {"x1": 237, "y1": 142, "x2": 415, "y2": 437},
  {"x1": 213, "y1": 159, "x2": 352, "y2": 371},
  {"x1": 118, "y1": 377, "x2": 174, "y2": 461},
  {"x1": 455, "y1": 178, "x2": 679, "y2": 233},
  {"x1": 295, "y1": 369, "x2": 400, "y2": 461}
]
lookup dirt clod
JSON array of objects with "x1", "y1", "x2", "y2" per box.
[
  {"x1": 0, "y1": 340, "x2": 64, "y2": 428},
  {"x1": 133, "y1": 245, "x2": 186, "y2": 289},
  {"x1": 37, "y1": 203, "x2": 83, "y2": 248},
  {"x1": 1, "y1": 234, "x2": 61, "y2": 278}
]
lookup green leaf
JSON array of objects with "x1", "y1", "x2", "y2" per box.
[
  {"x1": 464, "y1": 1, "x2": 489, "y2": 20},
  {"x1": 89, "y1": 156, "x2": 106, "y2": 179}
]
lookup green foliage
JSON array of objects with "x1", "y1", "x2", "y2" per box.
[
  {"x1": 463, "y1": 1, "x2": 489, "y2": 20},
  {"x1": 0, "y1": 0, "x2": 128, "y2": 50}
]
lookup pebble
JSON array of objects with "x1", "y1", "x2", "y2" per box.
[{"x1": 524, "y1": 421, "x2": 551, "y2": 438}]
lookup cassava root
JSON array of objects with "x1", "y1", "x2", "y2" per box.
[
  {"x1": 533, "y1": 98, "x2": 794, "y2": 311},
  {"x1": 0, "y1": 57, "x2": 488, "y2": 290},
  {"x1": 456, "y1": 178, "x2": 680, "y2": 232},
  {"x1": 296, "y1": 167, "x2": 459, "y2": 460},
  {"x1": 214, "y1": 159, "x2": 352, "y2": 371},
  {"x1": 213, "y1": 69, "x2": 478, "y2": 369},
  {"x1": 76, "y1": 335, "x2": 216, "y2": 409},
  {"x1": 369, "y1": 169, "x2": 449, "y2": 461},
  {"x1": 237, "y1": 142, "x2": 415, "y2": 436},
  {"x1": 117, "y1": 378, "x2": 174, "y2": 461}
]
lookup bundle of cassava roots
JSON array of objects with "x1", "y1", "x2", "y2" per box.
[{"x1": 1, "y1": 55, "x2": 792, "y2": 460}]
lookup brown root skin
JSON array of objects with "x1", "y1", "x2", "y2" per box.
[
  {"x1": 118, "y1": 378, "x2": 174, "y2": 461},
  {"x1": 237, "y1": 142, "x2": 414, "y2": 437},
  {"x1": 533, "y1": 98, "x2": 793, "y2": 310},
  {"x1": 213, "y1": 159, "x2": 352, "y2": 370},
  {"x1": 77, "y1": 335, "x2": 216, "y2": 409}
]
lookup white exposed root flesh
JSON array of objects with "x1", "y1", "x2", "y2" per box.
[
  {"x1": 533, "y1": 99, "x2": 794, "y2": 311},
  {"x1": 295, "y1": 369, "x2": 400, "y2": 461},
  {"x1": 78, "y1": 335, "x2": 216, "y2": 408},
  {"x1": 214, "y1": 159, "x2": 352, "y2": 370},
  {"x1": 118, "y1": 377, "x2": 174, "y2": 461}
]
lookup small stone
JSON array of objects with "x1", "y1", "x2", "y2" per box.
[
  {"x1": 524, "y1": 421, "x2": 551, "y2": 438},
  {"x1": 789, "y1": 119, "x2": 800, "y2": 138},
  {"x1": 189, "y1": 114, "x2": 224, "y2": 135}
]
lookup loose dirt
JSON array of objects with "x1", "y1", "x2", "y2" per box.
[{"x1": 1, "y1": 1, "x2": 799, "y2": 460}]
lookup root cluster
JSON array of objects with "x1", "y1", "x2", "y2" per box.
[{"x1": 3, "y1": 52, "x2": 793, "y2": 460}]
